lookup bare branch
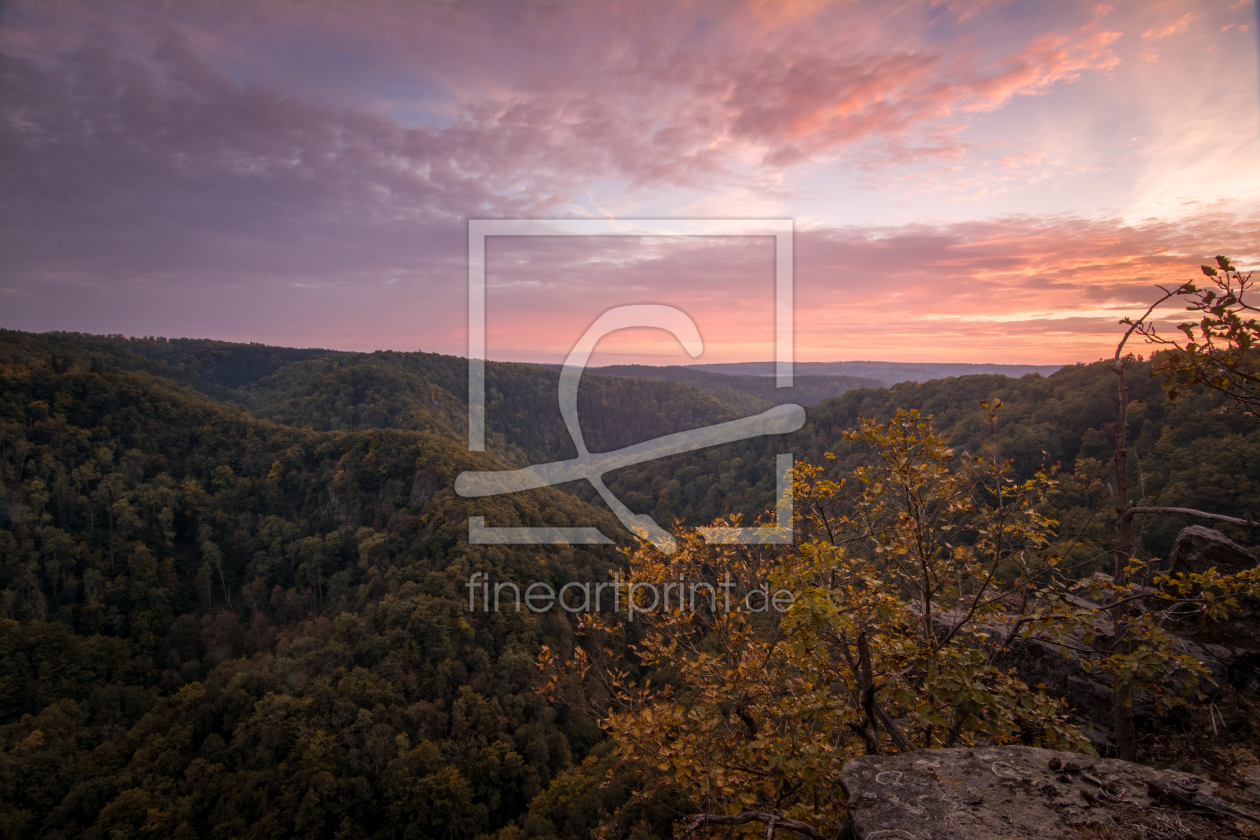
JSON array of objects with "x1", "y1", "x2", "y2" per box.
[
  {"x1": 873, "y1": 701, "x2": 916, "y2": 753},
  {"x1": 685, "y1": 811, "x2": 827, "y2": 840},
  {"x1": 1116, "y1": 284, "x2": 1189, "y2": 361},
  {"x1": 1122, "y1": 506, "x2": 1258, "y2": 528},
  {"x1": 846, "y1": 718, "x2": 879, "y2": 755}
]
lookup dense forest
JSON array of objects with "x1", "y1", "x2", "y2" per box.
[
  {"x1": 2, "y1": 329, "x2": 1259, "y2": 839},
  {"x1": 597, "y1": 360, "x2": 1260, "y2": 568},
  {"x1": 555, "y1": 365, "x2": 883, "y2": 414}
]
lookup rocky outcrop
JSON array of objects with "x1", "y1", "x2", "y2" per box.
[
  {"x1": 840, "y1": 746, "x2": 1258, "y2": 839},
  {"x1": 998, "y1": 628, "x2": 1243, "y2": 739},
  {"x1": 1168, "y1": 524, "x2": 1257, "y2": 576},
  {"x1": 1162, "y1": 525, "x2": 1260, "y2": 694},
  {"x1": 997, "y1": 635, "x2": 1118, "y2": 735},
  {"x1": 410, "y1": 469, "x2": 438, "y2": 507},
  {"x1": 907, "y1": 528, "x2": 1258, "y2": 753},
  {"x1": 995, "y1": 526, "x2": 1260, "y2": 744}
]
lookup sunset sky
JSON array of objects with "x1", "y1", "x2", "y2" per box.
[{"x1": 2, "y1": 0, "x2": 1258, "y2": 365}]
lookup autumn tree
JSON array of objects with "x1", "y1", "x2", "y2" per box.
[
  {"x1": 1131, "y1": 255, "x2": 1259, "y2": 418},
  {"x1": 543, "y1": 409, "x2": 1091, "y2": 839},
  {"x1": 1105, "y1": 255, "x2": 1260, "y2": 759},
  {"x1": 542, "y1": 406, "x2": 1260, "y2": 838}
]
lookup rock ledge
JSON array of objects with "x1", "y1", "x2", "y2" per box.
[{"x1": 840, "y1": 746, "x2": 1256, "y2": 839}]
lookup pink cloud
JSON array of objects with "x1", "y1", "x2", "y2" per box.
[
  {"x1": 788, "y1": 213, "x2": 1260, "y2": 363},
  {"x1": 1143, "y1": 13, "x2": 1196, "y2": 40},
  {"x1": 2, "y1": 0, "x2": 1256, "y2": 366},
  {"x1": 960, "y1": 24, "x2": 1121, "y2": 113},
  {"x1": 1, "y1": 0, "x2": 1133, "y2": 198},
  {"x1": 0, "y1": 1, "x2": 1142, "y2": 300},
  {"x1": 452, "y1": 214, "x2": 1260, "y2": 366},
  {"x1": 459, "y1": 212, "x2": 1260, "y2": 365}
]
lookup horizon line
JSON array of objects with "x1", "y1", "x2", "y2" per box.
[{"x1": 15, "y1": 328, "x2": 1096, "y2": 369}]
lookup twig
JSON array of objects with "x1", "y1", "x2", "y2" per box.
[
  {"x1": 1209, "y1": 702, "x2": 1224, "y2": 737},
  {"x1": 1116, "y1": 285, "x2": 1189, "y2": 359},
  {"x1": 846, "y1": 718, "x2": 879, "y2": 755},
  {"x1": 685, "y1": 811, "x2": 826, "y2": 840}
]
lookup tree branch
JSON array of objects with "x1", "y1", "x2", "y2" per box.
[
  {"x1": 1122, "y1": 506, "x2": 1258, "y2": 528},
  {"x1": 685, "y1": 811, "x2": 826, "y2": 840},
  {"x1": 873, "y1": 701, "x2": 917, "y2": 754},
  {"x1": 846, "y1": 718, "x2": 880, "y2": 755},
  {"x1": 1116, "y1": 284, "x2": 1189, "y2": 360}
]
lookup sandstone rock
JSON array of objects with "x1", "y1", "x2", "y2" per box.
[
  {"x1": 410, "y1": 469, "x2": 438, "y2": 506},
  {"x1": 1244, "y1": 765, "x2": 1260, "y2": 804},
  {"x1": 994, "y1": 541, "x2": 1259, "y2": 745},
  {"x1": 1162, "y1": 525, "x2": 1260, "y2": 689},
  {"x1": 999, "y1": 629, "x2": 1243, "y2": 736},
  {"x1": 998, "y1": 636, "x2": 1117, "y2": 732},
  {"x1": 839, "y1": 746, "x2": 1258, "y2": 839},
  {"x1": 1168, "y1": 525, "x2": 1257, "y2": 577},
  {"x1": 915, "y1": 540, "x2": 1260, "y2": 753},
  {"x1": 922, "y1": 609, "x2": 1125, "y2": 749}
]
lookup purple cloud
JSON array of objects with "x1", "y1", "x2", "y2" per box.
[{"x1": 1, "y1": 0, "x2": 1255, "y2": 363}]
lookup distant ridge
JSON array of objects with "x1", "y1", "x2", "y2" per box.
[
  {"x1": 581, "y1": 364, "x2": 884, "y2": 409},
  {"x1": 685, "y1": 360, "x2": 1066, "y2": 384}
]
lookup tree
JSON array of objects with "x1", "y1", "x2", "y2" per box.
[
  {"x1": 1129, "y1": 255, "x2": 1259, "y2": 418},
  {"x1": 543, "y1": 410, "x2": 1089, "y2": 839},
  {"x1": 542, "y1": 407, "x2": 1260, "y2": 838},
  {"x1": 1106, "y1": 255, "x2": 1260, "y2": 759}
]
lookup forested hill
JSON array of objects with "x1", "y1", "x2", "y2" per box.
[
  {"x1": 593, "y1": 360, "x2": 1260, "y2": 567},
  {"x1": 2, "y1": 329, "x2": 1259, "y2": 839},
  {"x1": 27, "y1": 333, "x2": 753, "y2": 467},
  {"x1": 802, "y1": 363, "x2": 1260, "y2": 565},
  {"x1": 0, "y1": 330, "x2": 652, "y2": 840},
  {"x1": 574, "y1": 364, "x2": 883, "y2": 411},
  {"x1": 688, "y1": 359, "x2": 1066, "y2": 383}
]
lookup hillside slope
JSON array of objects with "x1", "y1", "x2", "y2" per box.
[
  {"x1": 43, "y1": 334, "x2": 752, "y2": 468},
  {"x1": 689, "y1": 359, "x2": 1065, "y2": 383},
  {"x1": 592, "y1": 362, "x2": 1260, "y2": 566},
  {"x1": 4, "y1": 330, "x2": 1260, "y2": 839},
  {"x1": 581, "y1": 364, "x2": 883, "y2": 409},
  {"x1": 0, "y1": 331, "x2": 646, "y2": 840}
]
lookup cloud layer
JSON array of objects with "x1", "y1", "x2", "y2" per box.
[{"x1": 1, "y1": 0, "x2": 1258, "y2": 363}]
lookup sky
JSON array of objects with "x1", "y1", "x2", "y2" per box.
[{"x1": 1, "y1": 0, "x2": 1258, "y2": 366}]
